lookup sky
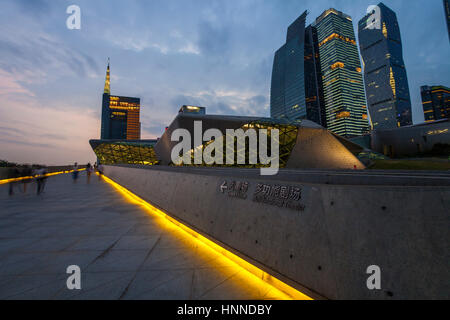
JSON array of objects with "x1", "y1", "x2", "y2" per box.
[{"x1": 0, "y1": 0, "x2": 449, "y2": 165}]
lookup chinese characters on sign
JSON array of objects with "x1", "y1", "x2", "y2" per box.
[
  {"x1": 253, "y1": 183, "x2": 305, "y2": 212},
  {"x1": 219, "y1": 180, "x2": 305, "y2": 212},
  {"x1": 220, "y1": 180, "x2": 249, "y2": 199}
]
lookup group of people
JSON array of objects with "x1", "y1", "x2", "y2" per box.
[
  {"x1": 7, "y1": 165, "x2": 48, "y2": 196},
  {"x1": 7, "y1": 162, "x2": 105, "y2": 196},
  {"x1": 71, "y1": 162, "x2": 104, "y2": 184}
]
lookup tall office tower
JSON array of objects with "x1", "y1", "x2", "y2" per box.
[
  {"x1": 421, "y1": 85, "x2": 450, "y2": 122},
  {"x1": 358, "y1": 3, "x2": 412, "y2": 130},
  {"x1": 100, "y1": 60, "x2": 141, "y2": 140},
  {"x1": 445, "y1": 0, "x2": 450, "y2": 41},
  {"x1": 314, "y1": 9, "x2": 369, "y2": 137},
  {"x1": 305, "y1": 25, "x2": 327, "y2": 127},
  {"x1": 270, "y1": 11, "x2": 326, "y2": 125},
  {"x1": 270, "y1": 11, "x2": 308, "y2": 122}
]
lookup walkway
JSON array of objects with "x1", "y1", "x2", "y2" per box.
[{"x1": 0, "y1": 172, "x2": 291, "y2": 300}]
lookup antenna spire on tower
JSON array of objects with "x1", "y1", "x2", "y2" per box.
[{"x1": 104, "y1": 58, "x2": 110, "y2": 94}]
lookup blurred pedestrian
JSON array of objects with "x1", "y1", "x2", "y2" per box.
[
  {"x1": 97, "y1": 163, "x2": 104, "y2": 180},
  {"x1": 35, "y1": 166, "x2": 48, "y2": 195},
  {"x1": 21, "y1": 165, "x2": 33, "y2": 194},
  {"x1": 7, "y1": 166, "x2": 20, "y2": 196},
  {"x1": 72, "y1": 162, "x2": 79, "y2": 183},
  {"x1": 86, "y1": 163, "x2": 94, "y2": 183}
]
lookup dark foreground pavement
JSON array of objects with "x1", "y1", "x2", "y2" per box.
[{"x1": 0, "y1": 172, "x2": 289, "y2": 300}]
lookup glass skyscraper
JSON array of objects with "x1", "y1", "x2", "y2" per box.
[
  {"x1": 270, "y1": 11, "x2": 308, "y2": 122},
  {"x1": 270, "y1": 11, "x2": 326, "y2": 126},
  {"x1": 101, "y1": 61, "x2": 141, "y2": 140},
  {"x1": 421, "y1": 85, "x2": 450, "y2": 122},
  {"x1": 358, "y1": 3, "x2": 412, "y2": 130},
  {"x1": 314, "y1": 9, "x2": 369, "y2": 137},
  {"x1": 304, "y1": 25, "x2": 327, "y2": 127}
]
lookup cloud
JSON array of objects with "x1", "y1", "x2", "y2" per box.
[
  {"x1": 197, "y1": 20, "x2": 231, "y2": 59},
  {"x1": 170, "y1": 89, "x2": 269, "y2": 117},
  {"x1": 0, "y1": 69, "x2": 35, "y2": 96}
]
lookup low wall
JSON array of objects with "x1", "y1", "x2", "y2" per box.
[
  {"x1": 0, "y1": 165, "x2": 79, "y2": 180},
  {"x1": 103, "y1": 165, "x2": 450, "y2": 300}
]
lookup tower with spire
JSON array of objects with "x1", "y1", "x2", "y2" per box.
[
  {"x1": 100, "y1": 59, "x2": 141, "y2": 140},
  {"x1": 104, "y1": 57, "x2": 110, "y2": 94}
]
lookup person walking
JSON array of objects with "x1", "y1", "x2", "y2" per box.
[
  {"x1": 7, "y1": 166, "x2": 20, "y2": 196},
  {"x1": 72, "y1": 162, "x2": 79, "y2": 183},
  {"x1": 21, "y1": 165, "x2": 32, "y2": 194},
  {"x1": 86, "y1": 163, "x2": 94, "y2": 184},
  {"x1": 97, "y1": 163, "x2": 104, "y2": 180},
  {"x1": 35, "y1": 166, "x2": 48, "y2": 195}
]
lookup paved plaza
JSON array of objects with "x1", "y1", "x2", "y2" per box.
[{"x1": 0, "y1": 172, "x2": 290, "y2": 300}]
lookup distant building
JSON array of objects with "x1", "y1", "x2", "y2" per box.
[
  {"x1": 270, "y1": 11, "x2": 309, "y2": 122},
  {"x1": 313, "y1": 9, "x2": 369, "y2": 137},
  {"x1": 100, "y1": 60, "x2": 141, "y2": 140},
  {"x1": 358, "y1": 3, "x2": 412, "y2": 130},
  {"x1": 371, "y1": 119, "x2": 450, "y2": 157},
  {"x1": 179, "y1": 105, "x2": 206, "y2": 115},
  {"x1": 421, "y1": 85, "x2": 450, "y2": 122},
  {"x1": 445, "y1": 0, "x2": 450, "y2": 41}
]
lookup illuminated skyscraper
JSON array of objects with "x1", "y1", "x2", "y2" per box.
[
  {"x1": 358, "y1": 3, "x2": 412, "y2": 130},
  {"x1": 100, "y1": 60, "x2": 141, "y2": 140},
  {"x1": 314, "y1": 9, "x2": 369, "y2": 137},
  {"x1": 421, "y1": 85, "x2": 450, "y2": 122}
]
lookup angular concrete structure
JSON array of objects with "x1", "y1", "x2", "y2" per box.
[{"x1": 91, "y1": 114, "x2": 366, "y2": 170}]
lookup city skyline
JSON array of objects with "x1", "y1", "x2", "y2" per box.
[{"x1": 1, "y1": 0, "x2": 449, "y2": 165}]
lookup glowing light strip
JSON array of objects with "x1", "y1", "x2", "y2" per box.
[
  {"x1": 0, "y1": 169, "x2": 86, "y2": 185},
  {"x1": 100, "y1": 173, "x2": 313, "y2": 300}
]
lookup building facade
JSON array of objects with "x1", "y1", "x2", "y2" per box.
[
  {"x1": 100, "y1": 61, "x2": 141, "y2": 140},
  {"x1": 421, "y1": 85, "x2": 450, "y2": 122},
  {"x1": 358, "y1": 3, "x2": 412, "y2": 130},
  {"x1": 304, "y1": 25, "x2": 327, "y2": 127},
  {"x1": 314, "y1": 9, "x2": 369, "y2": 137},
  {"x1": 371, "y1": 119, "x2": 450, "y2": 157},
  {"x1": 270, "y1": 11, "x2": 308, "y2": 122},
  {"x1": 270, "y1": 11, "x2": 328, "y2": 127}
]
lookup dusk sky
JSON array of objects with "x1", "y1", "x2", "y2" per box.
[{"x1": 1, "y1": 0, "x2": 449, "y2": 165}]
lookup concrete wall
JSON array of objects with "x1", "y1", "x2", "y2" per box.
[{"x1": 103, "y1": 165, "x2": 450, "y2": 300}]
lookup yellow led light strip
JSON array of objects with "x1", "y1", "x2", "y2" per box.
[
  {"x1": 0, "y1": 169, "x2": 86, "y2": 185},
  {"x1": 100, "y1": 173, "x2": 313, "y2": 300}
]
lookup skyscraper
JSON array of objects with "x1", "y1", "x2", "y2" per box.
[
  {"x1": 101, "y1": 60, "x2": 141, "y2": 140},
  {"x1": 270, "y1": 11, "x2": 326, "y2": 126},
  {"x1": 314, "y1": 9, "x2": 369, "y2": 137},
  {"x1": 304, "y1": 25, "x2": 327, "y2": 127},
  {"x1": 421, "y1": 85, "x2": 450, "y2": 122},
  {"x1": 358, "y1": 3, "x2": 412, "y2": 130},
  {"x1": 270, "y1": 11, "x2": 308, "y2": 122}
]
